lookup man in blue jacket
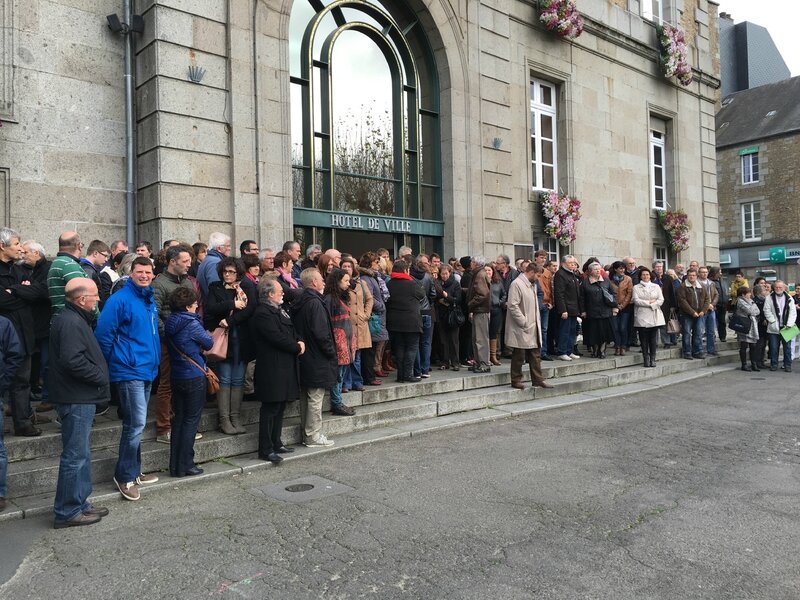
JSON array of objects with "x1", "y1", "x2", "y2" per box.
[
  {"x1": 50, "y1": 279, "x2": 110, "y2": 528},
  {"x1": 0, "y1": 314, "x2": 24, "y2": 512},
  {"x1": 95, "y1": 257, "x2": 161, "y2": 501}
]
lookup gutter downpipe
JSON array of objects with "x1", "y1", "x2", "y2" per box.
[{"x1": 123, "y1": 0, "x2": 136, "y2": 248}]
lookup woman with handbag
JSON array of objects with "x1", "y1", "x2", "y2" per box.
[
  {"x1": 734, "y1": 287, "x2": 760, "y2": 371},
  {"x1": 250, "y1": 278, "x2": 305, "y2": 464},
  {"x1": 325, "y1": 269, "x2": 357, "y2": 415},
  {"x1": 165, "y1": 287, "x2": 213, "y2": 477},
  {"x1": 436, "y1": 264, "x2": 462, "y2": 370},
  {"x1": 632, "y1": 267, "x2": 665, "y2": 368},
  {"x1": 580, "y1": 262, "x2": 616, "y2": 358},
  {"x1": 752, "y1": 283, "x2": 769, "y2": 369},
  {"x1": 204, "y1": 257, "x2": 257, "y2": 435},
  {"x1": 358, "y1": 252, "x2": 390, "y2": 378},
  {"x1": 341, "y1": 256, "x2": 378, "y2": 388}
]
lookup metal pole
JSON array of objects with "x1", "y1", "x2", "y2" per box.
[{"x1": 123, "y1": 0, "x2": 136, "y2": 248}]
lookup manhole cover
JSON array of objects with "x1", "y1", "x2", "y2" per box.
[
  {"x1": 285, "y1": 483, "x2": 314, "y2": 493},
  {"x1": 250, "y1": 476, "x2": 354, "y2": 503}
]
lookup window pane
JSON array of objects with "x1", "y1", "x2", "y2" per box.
[
  {"x1": 405, "y1": 183, "x2": 419, "y2": 218},
  {"x1": 531, "y1": 163, "x2": 538, "y2": 188},
  {"x1": 291, "y1": 83, "x2": 305, "y2": 166},
  {"x1": 542, "y1": 166, "x2": 554, "y2": 190},
  {"x1": 540, "y1": 85, "x2": 552, "y2": 106},
  {"x1": 420, "y1": 114, "x2": 438, "y2": 185},
  {"x1": 530, "y1": 136, "x2": 537, "y2": 162},
  {"x1": 653, "y1": 146, "x2": 663, "y2": 165},
  {"x1": 542, "y1": 140, "x2": 554, "y2": 164},
  {"x1": 420, "y1": 185, "x2": 436, "y2": 220},
  {"x1": 654, "y1": 168, "x2": 663, "y2": 187},
  {"x1": 541, "y1": 115, "x2": 553, "y2": 139},
  {"x1": 292, "y1": 168, "x2": 306, "y2": 207},
  {"x1": 335, "y1": 174, "x2": 395, "y2": 214}
]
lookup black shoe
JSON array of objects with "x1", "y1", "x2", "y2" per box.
[
  {"x1": 54, "y1": 513, "x2": 102, "y2": 529},
  {"x1": 770, "y1": 365, "x2": 779, "y2": 371},
  {"x1": 15, "y1": 425, "x2": 42, "y2": 437},
  {"x1": 541, "y1": 355, "x2": 553, "y2": 361},
  {"x1": 474, "y1": 366, "x2": 491, "y2": 373},
  {"x1": 331, "y1": 404, "x2": 356, "y2": 416},
  {"x1": 184, "y1": 466, "x2": 204, "y2": 476},
  {"x1": 751, "y1": 363, "x2": 760, "y2": 372},
  {"x1": 266, "y1": 452, "x2": 283, "y2": 464},
  {"x1": 707, "y1": 352, "x2": 719, "y2": 357},
  {"x1": 692, "y1": 353, "x2": 706, "y2": 359},
  {"x1": 404, "y1": 376, "x2": 422, "y2": 383},
  {"x1": 275, "y1": 446, "x2": 295, "y2": 454},
  {"x1": 785, "y1": 366, "x2": 792, "y2": 373},
  {"x1": 84, "y1": 506, "x2": 109, "y2": 517},
  {"x1": 741, "y1": 365, "x2": 752, "y2": 371},
  {"x1": 683, "y1": 355, "x2": 693, "y2": 360}
]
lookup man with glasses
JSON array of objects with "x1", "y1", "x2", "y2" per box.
[
  {"x1": 49, "y1": 278, "x2": 110, "y2": 528},
  {"x1": 48, "y1": 231, "x2": 87, "y2": 317},
  {"x1": 96, "y1": 257, "x2": 161, "y2": 501},
  {"x1": 79, "y1": 240, "x2": 111, "y2": 308},
  {"x1": 240, "y1": 240, "x2": 259, "y2": 257},
  {"x1": 198, "y1": 232, "x2": 231, "y2": 299}
]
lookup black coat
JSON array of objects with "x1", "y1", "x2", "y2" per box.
[
  {"x1": 581, "y1": 278, "x2": 615, "y2": 319},
  {"x1": 553, "y1": 266, "x2": 583, "y2": 317},
  {"x1": 289, "y1": 288, "x2": 338, "y2": 389},
  {"x1": 251, "y1": 301, "x2": 301, "y2": 404},
  {"x1": 386, "y1": 276, "x2": 424, "y2": 333},
  {"x1": 0, "y1": 258, "x2": 35, "y2": 354},
  {"x1": 0, "y1": 315, "x2": 23, "y2": 394},
  {"x1": 48, "y1": 302, "x2": 110, "y2": 405},
  {"x1": 15, "y1": 257, "x2": 52, "y2": 340},
  {"x1": 204, "y1": 278, "x2": 257, "y2": 363}
]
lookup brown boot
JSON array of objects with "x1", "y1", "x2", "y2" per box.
[
  {"x1": 489, "y1": 339, "x2": 502, "y2": 366},
  {"x1": 216, "y1": 387, "x2": 237, "y2": 435}
]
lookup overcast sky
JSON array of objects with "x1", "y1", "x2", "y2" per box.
[{"x1": 717, "y1": 0, "x2": 799, "y2": 76}]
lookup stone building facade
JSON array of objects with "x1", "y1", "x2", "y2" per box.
[
  {"x1": 716, "y1": 76, "x2": 800, "y2": 284},
  {"x1": 1, "y1": 0, "x2": 720, "y2": 266}
]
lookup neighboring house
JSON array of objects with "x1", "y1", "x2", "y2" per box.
[
  {"x1": 716, "y1": 76, "x2": 800, "y2": 285},
  {"x1": 1, "y1": 0, "x2": 721, "y2": 267}
]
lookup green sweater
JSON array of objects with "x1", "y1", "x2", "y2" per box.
[{"x1": 48, "y1": 252, "x2": 86, "y2": 316}]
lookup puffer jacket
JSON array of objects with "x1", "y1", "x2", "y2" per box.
[{"x1": 165, "y1": 311, "x2": 213, "y2": 380}]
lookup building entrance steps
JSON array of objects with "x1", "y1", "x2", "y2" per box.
[{"x1": 2, "y1": 342, "x2": 743, "y2": 520}]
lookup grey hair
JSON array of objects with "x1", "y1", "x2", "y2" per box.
[
  {"x1": 117, "y1": 253, "x2": 138, "y2": 276},
  {"x1": 497, "y1": 254, "x2": 511, "y2": 265},
  {"x1": 398, "y1": 245, "x2": 412, "y2": 256},
  {"x1": 207, "y1": 231, "x2": 230, "y2": 250},
  {"x1": 652, "y1": 260, "x2": 664, "y2": 269},
  {"x1": 306, "y1": 244, "x2": 321, "y2": 258},
  {"x1": 259, "y1": 248, "x2": 274, "y2": 260},
  {"x1": 257, "y1": 275, "x2": 280, "y2": 302},
  {"x1": 0, "y1": 227, "x2": 20, "y2": 246},
  {"x1": 472, "y1": 255, "x2": 486, "y2": 268},
  {"x1": 587, "y1": 262, "x2": 602, "y2": 272},
  {"x1": 561, "y1": 254, "x2": 575, "y2": 264},
  {"x1": 22, "y1": 240, "x2": 46, "y2": 257}
]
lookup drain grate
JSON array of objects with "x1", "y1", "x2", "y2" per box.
[{"x1": 250, "y1": 476, "x2": 354, "y2": 504}]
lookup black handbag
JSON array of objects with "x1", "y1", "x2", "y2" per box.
[
  {"x1": 446, "y1": 305, "x2": 466, "y2": 328},
  {"x1": 728, "y1": 312, "x2": 751, "y2": 334},
  {"x1": 601, "y1": 285, "x2": 616, "y2": 308}
]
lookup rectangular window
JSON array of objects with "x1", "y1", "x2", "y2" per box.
[
  {"x1": 649, "y1": 129, "x2": 666, "y2": 210},
  {"x1": 654, "y1": 246, "x2": 668, "y2": 271},
  {"x1": 642, "y1": 0, "x2": 663, "y2": 22},
  {"x1": 741, "y1": 153, "x2": 759, "y2": 184},
  {"x1": 530, "y1": 78, "x2": 557, "y2": 191},
  {"x1": 534, "y1": 238, "x2": 560, "y2": 264},
  {"x1": 742, "y1": 202, "x2": 761, "y2": 242}
]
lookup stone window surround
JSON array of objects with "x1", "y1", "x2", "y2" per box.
[
  {"x1": 530, "y1": 77, "x2": 558, "y2": 192},
  {"x1": 647, "y1": 106, "x2": 678, "y2": 215},
  {"x1": 740, "y1": 200, "x2": 762, "y2": 243},
  {"x1": 649, "y1": 127, "x2": 667, "y2": 210}
]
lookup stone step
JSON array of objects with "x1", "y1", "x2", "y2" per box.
[{"x1": 5, "y1": 349, "x2": 740, "y2": 499}]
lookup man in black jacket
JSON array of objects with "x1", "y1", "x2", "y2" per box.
[
  {"x1": 49, "y1": 278, "x2": 110, "y2": 528},
  {"x1": 19, "y1": 240, "x2": 52, "y2": 409},
  {"x1": 290, "y1": 268, "x2": 338, "y2": 447},
  {"x1": 553, "y1": 254, "x2": 583, "y2": 361},
  {"x1": 0, "y1": 227, "x2": 39, "y2": 436},
  {"x1": 0, "y1": 314, "x2": 24, "y2": 512}
]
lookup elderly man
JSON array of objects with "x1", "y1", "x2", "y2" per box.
[
  {"x1": 398, "y1": 246, "x2": 413, "y2": 259},
  {"x1": 467, "y1": 255, "x2": 492, "y2": 372},
  {"x1": 96, "y1": 257, "x2": 161, "y2": 501},
  {"x1": 763, "y1": 280, "x2": 798, "y2": 372},
  {"x1": 282, "y1": 240, "x2": 303, "y2": 283},
  {"x1": 50, "y1": 279, "x2": 110, "y2": 528},
  {"x1": 197, "y1": 232, "x2": 231, "y2": 298},
  {"x1": 506, "y1": 264, "x2": 552, "y2": 390},
  {"x1": 289, "y1": 268, "x2": 337, "y2": 447},
  {"x1": 553, "y1": 254, "x2": 583, "y2": 361},
  {"x1": 48, "y1": 231, "x2": 86, "y2": 316},
  {"x1": 324, "y1": 247, "x2": 342, "y2": 267},
  {"x1": 0, "y1": 314, "x2": 24, "y2": 510},
  {"x1": 259, "y1": 248, "x2": 275, "y2": 276},
  {"x1": 19, "y1": 240, "x2": 53, "y2": 409},
  {"x1": 676, "y1": 268, "x2": 709, "y2": 360},
  {"x1": 0, "y1": 228, "x2": 39, "y2": 436}
]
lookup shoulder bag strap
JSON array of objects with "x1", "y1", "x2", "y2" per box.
[{"x1": 167, "y1": 337, "x2": 207, "y2": 376}]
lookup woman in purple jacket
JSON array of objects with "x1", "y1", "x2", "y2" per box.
[{"x1": 165, "y1": 287, "x2": 213, "y2": 477}]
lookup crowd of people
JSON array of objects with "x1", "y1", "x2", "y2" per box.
[{"x1": 1, "y1": 226, "x2": 798, "y2": 528}]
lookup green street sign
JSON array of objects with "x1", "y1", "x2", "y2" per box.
[{"x1": 769, "y1": 247, "x2": 786, "y2": 264}]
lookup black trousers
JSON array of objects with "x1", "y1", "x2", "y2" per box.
[
  {"x1": 9, "y1": 354, "x2": 33, "y2": 431},
  {"x1": 636, "y1": 327, "x2": 659, "y2": 363},
  {"x1": 360, "y1": 346, "x2": 376, "y2": 383},
  {"x1": 258, "y1": 402, "x2": 287, "y2": 457},
  {"x1": 391, "y1": 332, "x2": 420, "y2": 381},
  {"x1": 439, "y1": 325, "x2": 459, "y2": 367}
]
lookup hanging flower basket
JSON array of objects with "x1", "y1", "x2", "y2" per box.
[
  {"x1": 656, "y1": 23, "x2": 693, "y2": 86},
  {"x1": 658, "y1": 209, "x2": 690, "y2": 253},
  {"x1": 536, "y1": 0, "x2": 584, "y2": 40},
  {"x1": 540, "y1": 190, "x2": 582, "y2": 246}
]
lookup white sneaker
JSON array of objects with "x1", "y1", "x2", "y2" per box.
[
  {"x1": 558, "y1": 354, "x2": 572, "y2": 361},
  {"x1": 569, "y1": 354, "x2": 581, "y2": 359},
  {"x1": 304, "y1": 434, "x2": 335, "y2": 447},
  {"x1": 195, "y1": 432, "x2": 203, "y2": 440}
]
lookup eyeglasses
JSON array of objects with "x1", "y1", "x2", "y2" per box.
[
  {"x1": 223, "y1": 269, "x2": 238, "y2": 275},
  {"x1": 100, "y1": 252, "x2": 110, "y2": 259}
]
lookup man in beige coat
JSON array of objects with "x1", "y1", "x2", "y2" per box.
[{"x1": 505, "y1": 264, "x2": 552, "y2": 390}]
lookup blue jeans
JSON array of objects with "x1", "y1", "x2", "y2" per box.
[
  {"x1": 557, "y1": 316, "x2": 578, "y2": 356},
  {"x1": 768, "y1": 333, "x2": 793, "y2": 368},
  {"x1": 170, "y1": 377, "x2": 205, "y2": 475},
  {"x1": 539, "y1": 306, "x2": 550, "y2": 356},
  {"x1": 613, "y1": 309, "x2": 632, "y2": 349},
  {"x1": 115, "y1": 380, "x2": 151, "y2": 484},
  {"x1": 414, "y1": 314, "x2": 433, "y2": 376},
  {"x1": 0, "y1": 400, "x2": 6, "y2": 498},
  {"x1": 54, "y1": 403, "x2": 96, "y2": 522},
  {"x1": 329, "y1": 365, "x2": 349, "y2": 408},
  {"x1": 703, "y1": 311, "x2": 717, "y2": 354},
  {"x1": 216, "y1": 358, "x2": 245, "y2": 387},
  {"x1": 681, "y1": 315, "x2": 705, "y2": 356},
  {"x1": 343, "y1": 350, "x2": 363, "y2": 390}
]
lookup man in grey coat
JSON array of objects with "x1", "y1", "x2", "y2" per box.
[{"x1": 505, "y1": 264, "x2": 552, "y2": 390}]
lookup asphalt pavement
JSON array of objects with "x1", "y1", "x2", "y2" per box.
[{"x1": 1, "y1": 369, "x2": 798, "y2": 599}]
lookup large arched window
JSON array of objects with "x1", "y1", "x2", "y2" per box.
[{"x1": 289, "y1": 0, "x2": 441, "y2": 227}]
